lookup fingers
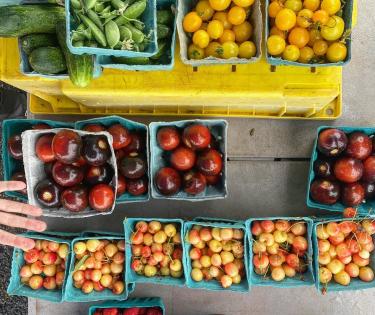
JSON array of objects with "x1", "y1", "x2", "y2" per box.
[
  {"x1": 0, "y1": 199, "x2": 42, "y2": 217},
  {"x1": 0, "y1": 212, "x2": 46, "y2": 232},
  {"x1": 0, "y1": 181, "x2": 26, "y2": 193},
  {"x1": 0, "y1": 229, "x2": 35, "y2": 251}
]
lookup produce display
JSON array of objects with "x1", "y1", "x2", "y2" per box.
[
  {"x1": 129, "y1": 220, "x2": 184, "y2": 280},
  {"x1": 186, "y1": 225, "x2": 246, "y2": 289},
  {"x1": 316, "y1": 219, "x2": 375, "y2": 291},
  {"x1": 19, "y1": 239, "x2": 68, "y2": 291},
  {"x1": 154, "y1": 123, "x2": 223, "y2": 196},
  {"x1": 93, "y1": 306, "x2": 163, "y2": 315},
  {"x1": 33, "y1": 129, "x2": 116, "y2": 213},
  {"x1": 71, "y1": 238, "x2": 126, "y2": 295},
  {"x1": 267, "y1": 0, "x2": 349, "y2": 63},
  {"x1": 182, "y1": 0, "x2": 257, "y2": 60},
  {"x1": 310, "y1": 128, "x2": 375, "y2": 208},
  {"x1": 251, "y1": 219, "x2": 310, "y2": 282}
]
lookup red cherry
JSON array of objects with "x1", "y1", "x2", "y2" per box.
[
  {"x1": 61, "y1": 185, "x2": 88, "y2": 212},
  {"x1": 108, "y1": 124, "x2": 131, "y2": 150},
  {"x1": 32, "y1": 123, "x2": 51, "y2": 130},
  {"x1": 8, "y1": 134, "x2": 23, "y2": 160},
  {"x1": 196, "y1": 149, "x2": 223, "y2": 176},
  {"x1": 363, "y1": 156, "x2": 375, "y2": 183},
  {"x1": 52, "y1": 130, "x2": 81, "y2": 164},
  {"x1": 89, "y1": 184, "x2": 115, "y2": 212},
  {"x1": 155, "y1": 167, "x2": 181, "y2": 195},
  {"x1": 35, "y1": 134, "x2": 55, "y2": 162},
  {"x1": 334, "y1": 157, "x2": 364, "y2": 183},
  {"x1": 52, "y1": 161, "x2": 84, "y2": 187},
  {"x1": 127, "y1": 177, "x2": 148, "y2": 196},
  {"x1": 157, "y1": 127, "x2": 180, "y2": 151},
  {"x1": 183, "y1": 171, "x2": 207, "y2": 195},
  {"x1": 318, "y1": 129, "x2": 348, "y2": 157},
  {"x1": 346, "y1": 132, "x2": 372, "y2": 160},
  {"x1": 342, "y1": 182, "x2": 365, "y2": 207},
  {"x1": 182, "y1": 124, "x2": 211, "y2": 150},
  {"x1": 117, "y1": 175, "x2": 127, "y2": 196},
  {"x1": 170, "y1": 147, "x2": 196, "y2": 171},
  {"x1": 82, "y1": 124, "x2": 106, "y2": 132}
]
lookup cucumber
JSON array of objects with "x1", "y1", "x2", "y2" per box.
[
  {"x1": 150, "y1": 41, "x2": 167, "y2": 60},
  {"x1": 29, "y1": 47, "x2": 67, "y2": 75},
  {"x1": 157, "y1": 23, "x2": 170, "y2": 40},
  {"x1": 112, "y1": 56, "x2": 150, "y2": 65},
  {"x1": 0, "y1": 5, "x2": 65, "y2": 37},
  {"x1": 21, "y1": 34, "x2": 58, "y2": 55},
  {"x1": 157, "y1": 10, "x2": 174, "y2": 25},
  {"x1": 56, "y1": 21, "x2": 94, "y2": 88}
]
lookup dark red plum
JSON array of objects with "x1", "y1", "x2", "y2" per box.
[
  {"x1": 155, "y1": 167, "x2": 181, "y2": 196},
  {"x1": 346, "y1": 132, "x2": 372, "y2": 160},
  {"x1": 61, "y1": 185, "x2": 88, "y2": 212},
  {"x1": 8, "y1": 134, "x2": 23, "y2": 160},
  {"x1": 196, "y1": 149, "x2": 223, "y2": 176},
  {"x1": 363, "y1": 156, "x2": 375, "y2": 183},
  {"x1": 127, "y1": 177, "x2": 148, "y2": 196},
  {"x1": 313, "y1": 159, "x2": 334, "y2": 179},
  {"x1": 82, "y1": 135, "x2": 110, "y2": 166},
  {"x1": 170, "y1": 147, "x2": 196, "y2": 171},
  {"x1": 310, "y1": 179, "x2": 340, "y2": 205},
  {"x1": 157, "y1": 127, "x2": 180, "y2": 151},
  {"x1": 119, "y1": 156, "x2": 146, "y2": 179},
  {"x1": 52, "y1": 162, "x2": 84, "y2": 187},
  {"x1": 108, "y1": 124, "x2": 131, "y2": 150},
  {"x1": 342, "y1": 183, "x2": 365, "y2": 207},
  {"x1": 182, "y1": 124, "x2": 211, "y2": 150},
  {"x1": 183, "y1": 171, "x2": 207, "y2": 195},
  {"x1": 317, "y1": 129, "x2": 348, "y2": 157},
  {"x1": 52, "y1": 130, "x2": 81, "y2": 164},
  {"x1": 334, "y1": 157, "x2": 363, "y2": 183},
  {"x1": 35, "y1": 134, "x2": 55, "y2": 163},
  {"x1": 35, "y1": 179, "x2": 61, "y2": 208},
  {"x1": 85, "y1": 164, "x2": 114, "y2": 186}
]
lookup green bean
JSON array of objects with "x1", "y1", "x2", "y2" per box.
[
  {"x1": 119, "y1": 26, "x2": 132, "y2": 41},
  {"x1": 78, "y1": 13, "x2": 107, "y2": 47},
  {"x1": 84, "y1": 0, "x2": 97, "y2": 10},
  {"x1": 71, "y1": 0, "x2": 82, "y2": 9},
  {"x1": 157, "y1": 10, "x2": 174, "y2": 25},
  {"x1": 105, "y1": 20, "x2": 120, "y2": 49},
  {"x1": 114, "y1": 0, "x2": 146, "y2": 25},
  {"x1": 87, "y1": 9, "x2": 104, "y2": 31},
  {"x1": 125, "y1": 23, "x2": 145, "y2": 43}
]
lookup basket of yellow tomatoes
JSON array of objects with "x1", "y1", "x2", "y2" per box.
[
  {"x1": 266, "y1": 0, "x2": 354, "y2": 67},
  {"x1": 177, "y1": 0, "x2": 262, "y2": 65}
]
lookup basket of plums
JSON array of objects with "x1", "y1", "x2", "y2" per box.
[
  {"x1": 150, "y1": 120, "x2": 228, "y2": 200},
  {"x1": 308, "y1": 127, "x2": 375, "y2": 213},
  {"x1": 22, "y1": 128, "x2": 117, "y2": 218},
  {"x1": 76, "y1": 116, "x2": 149, "y2": 203}
]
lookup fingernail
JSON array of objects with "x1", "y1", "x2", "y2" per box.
[
  {"x1": 23, "y1": 239, "x2": 35, "y2": 251},
  {"x1": 36, "y1": 221, "x2": 47, "y2": 231}
]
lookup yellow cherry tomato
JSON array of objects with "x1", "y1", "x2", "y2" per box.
[
  {"x1": 303, "y1": 0, "x2": 320, "y2": 11},
  {"x1": 222, "y1": 41, "x2": 239, "y2": 58},
  {"x1": 298, "y1": 46, "x2": 314, "y2": 63},
  {"x1": 213, "y1": 11, "x2": 232, "y2": 30},
  {"x1": 232, "y1": 21, "x2": 253, "y2": 43},
  {"x1": 188, "y1": 44, "x2": 205, "y2": 59},
  {"x1": 284, "y1": 0, "x2": 303, "y2": 12},
  {"x1": 233, "y1": 0, "x2": 255, "y2": 7},
  {"x1": 183, "y1": 12, "x2": 202, "y2": 33},
  {"x1": 228, "y1": 6, "x2": 247, "y2": 26},
  {"x1": 282, "y1": 44, "x2": 300, "y2": 61},
  {"x1": 312, "y1": 10, "x2": 329, "y2": 25},
  {"x1": 267, "y1": 35, "x2": 286, "y2": 55},
  {"x1": 209, "y1": 0, "x2": 231, "y2": 11},
  {"x1": 313, "y1": 39, "x2": 328, "y2": 56},
  {"x1": 297, "y1": 9, "x2": 313, "y2": 28},
  {"x1": 193, "y1": 30, "x2": 210, "y2": 48},
  {"x1": 275, "y1": 8, "x2": 296, "y2": 31},
  {"x1": 308, "y1": 29, "x2": 322, "y2": 46},
  {"x1": 238, "y1": 41, "x2": 256, "y2": 58},
  {"x1": 288, "y1": 27, "x2": 310, "y2": 48},
  {"x1": 270, "y1": 26, "x2": 287, "y2": 40},
  {"x1": 219, "y1": 29, "x2": 236, "y2": 43},
  {"x1": 321, "y1": 16, "x2": 345, "y2": 41},
  {"x1": 205, "y1": 41, "x2": 223, "y2": 57},
  {"x1": 200, "y1": 22, "x2": 208, "y2": 31},
  {"x1": 268, "y1": 1, "x2": 283, "y2": 18},
  {"x1": 196, "y1": 0, "x2": 215, "y2": 21},
  {"x1": 321, "y1": 0, "x2": 341, "y2": 15},
  {"x1": 326, "y1": 42, "x2": 347, "y2": 62},
  {"x1": 207, "y1": 20, "x2": 224, "y2": 39}
]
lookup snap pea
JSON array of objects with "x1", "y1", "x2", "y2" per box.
[
  {"x1": 157, "y1": 23, "x2": 170, "y2": 40},
  {"x1": 114, "y1": 0, "x2": 146, "y2": 25},
  {"x1": 105, "y1": 20, "x2": 120, "y2": 49},
  {"x1": 94, "y1": 2, "x2": 105, "y2": 12},
  {"x1": 150, "y1": 40, "x2": 167, "y2": 60},
  {"x1": 157, "y1": 10, "x2": 174, "y2": 25},
  {"x1": 132, "y1": 19, "x2": 145, "y2": 30},
  {"x1": 111, "y1": 0, "x2": 128, "y2": 11},
  {"x1": 78, "y1": 13, "x2": 107, "y2": 47},
  {"x1": 112, "y1": 56, "x2": 150, "y2": 65},
  {"x1": 125, "y1": 23, "x2": 145, "y2": 44},
  {"x1": 119, "y1": 26, "x2": 132, "y2": 41},
  {"x1": 84, "y1": 0, "x2": 97, "y2": 10},
  {"x1": 101, "y1": 5, "x2": 111, "y2": 14},
  {"x1": 71, "y1": 0, "x2": 82, "y2": 10},
  {"x1": 73, "y1": 40, "x2": 85, "y2": 47},
  {"x1": 87, "y1": 9, "x2": 104, "y2": 31}
]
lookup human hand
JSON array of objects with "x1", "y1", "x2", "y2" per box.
[{"x1": 0, "y1": 181, "x2": 46, "y2": 251}]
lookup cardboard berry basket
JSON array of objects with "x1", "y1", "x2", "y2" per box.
[
  {"x1": 7, "y1": 232, "x2": 73, "y2": 303},
  {"x1": 149, "y1": 119, "x2": 228, "y2": 201},
  {"x1": 124, "y1": 217, "x2": 186, "y2": 287},
  {"x1": 312, "y1": 217, "x2": 375, "y2": 293},
  {"x1": 88, "y1": 297, "x2": 165, "y2": 315},
  {"x1": 245, "y1": 217, "x2": 315, "y2": 288},
  {"x1": 64, "y1": 233, "x2": 135, "y2": 302},
  {"x1": 307, "y1": 126, "x2": 375, "y2": 215},
  {"x1": 183, "y1": 218, "x2": 250, "y2": 292},
  {"x1": 2, "y1": 119, "x2": 73, "y2": 201},
  {"x1": 75, "y1": 116, "x2": 150, "y2": 204}
]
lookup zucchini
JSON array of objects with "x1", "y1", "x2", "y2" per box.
[
  {"x1": 21, "y1": 34, "x2": 58, "y2": 55},
  {"x1": 0, "y1": 5, "x2": 65, "y2": 37},
  {"x1": 29, "y1": 47, "x2": 67, "y2": 75},
  {"x1": 56, "y1": 21, "x2": 94, "y2": 88}
]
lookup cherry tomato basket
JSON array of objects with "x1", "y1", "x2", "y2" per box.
[
  {"x1": 123, "y1": 217, "x2": 186, "y2": 287},
  {"x1": 88, "y1": 297, "x2": 165, "y2": 315},
  {"x1": 245, "y1": 217, "x2": 315, "y2": 288},
  {"x1": 312, "y1": 217, "x2": 375, "y2": 293},
  {"x1": 1, "y1": 119, "x2": 73, "y2": 201},
  {"x1": 307, "y1": 126, "x2": 375, "y2": 215},
  {"x1": 149, "y1": 119, "x2": 228, "y2": 201},
  {"x1": 75, "y1": 116, "x2": 150, "y2": 204},
  {"x1": 64, "y1": 233, "x2": 135, "y2": 302},
  {"x1": 183, "y1": 218, "x2": 250, "y2": 292},
  {"x1": 7, "y1": 232, "x2": 73, "y2": 303}
]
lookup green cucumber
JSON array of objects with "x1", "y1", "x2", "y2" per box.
[
  {"x1": 29, "y1": 47, "x2": 67, "y2": 75},
  {"x1": 21, "y1": 34, "x2": 58, "y2": 55},
  {"x1": 150, "y1": 41, "x2": 167, "y2": 60},
  {"x1": 112, "y1": 56, "x2": 150, "y2": 65},
  {"x1": 157, "y1": 10, "x2": 174, "y2": 25},
  {"x1": 157, "y1": 23, "x2": 170, "y2": 40}
]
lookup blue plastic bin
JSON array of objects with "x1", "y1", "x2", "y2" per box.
[
  {"x1": 183, "y1": 219, "x2": 250, "y2": 292},
  {"x1": 1, "y1": 119, "x2": 73, "y2": 201},
  {"x1": 75, "y1": 116, "x2": 150, "y2": 204},
  {"x1": 124, "y1": 217, "x2": 186, "y2": 287},
  {"x1": 149, "y1": 119, "x2": 228, "y2": 201},
  {"x1": 307, "y1": 126, "x2": 375, "y2": 214},
  {"x1": 65, "y1": 0, "x2": 158, "y2": 58},
  {"x1": 246, "y1": 217, "x2": 315, "y2": 288},
  {"x1": 265, "y1": 0, "x2": 354, "y2": 67},
  {"x1": 7, "y1": 233, "x2": 72, "y2": 303},
  {"x1": 89, "y1": 297, "x2": 165, "y2": 315}
]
